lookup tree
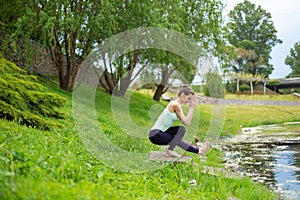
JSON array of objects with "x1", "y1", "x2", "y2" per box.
[
  {"x1": 262, "y1": 76, "x2": 268, "y2": 95},
  {"x1": 100, "y1": 0, "x2": 226, "y2": 98},
  {"x1": 5, "y1": 0, "x2": 113, "y2": 92},
  {"x1": 285, "y1": 41, "x2": 300, "y2": 77},
  {"x1": 98, "y1": 0, "x2": 158, "y2": 96},
  {"x1": 227, "y1": 0, "x2": 282, "y2": 77},
  {"x1": 229, "y1": 48, "x2": 264, "y2": 92},
  {"x1": 150, "y1": 51, "x2": 195, "y2": 101},
  {"x1": 151, "y1": 0, "x2": 225, "y2": 100},
  {"x1": 243, "y1": 73, "x2": 263, "y2": 95},
  {"x1": 235, "y1": 48, "x2": 264, "y2": 75},
  {"x1": 230, "y1": 72, "x2": 241, "y2": 92},
  {"x1": 4, "y1": 0, "x2": 225, "y2": 96}
]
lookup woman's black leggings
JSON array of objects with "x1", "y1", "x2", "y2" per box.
[{"x1": 149, "y1": 126, "x2": 199, "y2": 153}]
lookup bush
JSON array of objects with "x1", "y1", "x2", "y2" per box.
[
  {"x1": 267, "y1": 79, "x2": 280, "y2": 86},
  {"x1": 225, "y1": 81, "x2": 236, "y2": 94},
  {"x1": 0, "y1": 57, "x2": 66, "y2": 130},
  {"x1": 239, "y1": 84, "x2": 250, "y2": 92},
  {"x1": 204, "y1": 71, "x2": 225, "y2": 98}
]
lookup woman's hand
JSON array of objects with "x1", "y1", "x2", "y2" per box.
[{"x1": 188, "y1": 95, "x2": 197, "y2": 107}]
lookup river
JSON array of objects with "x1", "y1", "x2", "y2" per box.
[{"x1": 222, "y1": 122, "x2": 300, "y2": 199}]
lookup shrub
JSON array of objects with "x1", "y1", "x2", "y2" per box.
[
  {"x1": 204, "y1": 71, "x2": 225, "y2": 98},
  {"x1": 0, "y1": 57, "x2": 66, "y2": 130},
  {"x1": 225, "y1": 81, "x2": 236, "y2": 94},
  {"x1": 239, "y1": 84, "x2": 250, "y2": 92},
  {"x1": 267, "y1": 79, "x2": 280, "y2": 86}
]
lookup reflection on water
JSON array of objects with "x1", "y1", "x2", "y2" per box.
[
  {"x1": 224, "y1": 125, "x2": 300, "y2": 200},
  {"x1": 274, "y1": 145, "x2": 300, "y2": 199}
]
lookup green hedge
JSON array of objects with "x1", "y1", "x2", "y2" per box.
[
  {"x1": 0, "y1": 57, "x2": 66, "y2": 130},
  {"x1": 267, "y1": 79, "x2": 280, "y2": 86},
  {"x1": 239, "y1": 84, "x2": 250, "y2": 92}
]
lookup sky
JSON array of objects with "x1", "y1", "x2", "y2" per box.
[{"x1": 225, "y1": 0, "x2": 300, "y2": 78}]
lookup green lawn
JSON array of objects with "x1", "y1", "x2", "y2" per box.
[
  {"x1": 225, "y1": 93, "x2": 299, "y2": 101},
  {"x1": 2, "y1": 79, "x2": 297, "y2": 199}
]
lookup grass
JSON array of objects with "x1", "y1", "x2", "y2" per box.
[
  {"x1": 225, "y1": 93, "x2": 299, "y2": 101},
  {"x1": 2, "y1": 78, "x2": 299, "y2": 199}
]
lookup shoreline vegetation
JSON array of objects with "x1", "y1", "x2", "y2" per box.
[{"x1": 1, "y1": 78, "x2": 300, "y2": 199}]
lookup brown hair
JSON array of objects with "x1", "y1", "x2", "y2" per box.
[{"x1": 177, "y1": 85, "x2": 194, "y2": 97}]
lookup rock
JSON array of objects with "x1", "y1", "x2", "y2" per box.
[{"x1": 149, "y1": 151, "x2": 192, "y2": 163}]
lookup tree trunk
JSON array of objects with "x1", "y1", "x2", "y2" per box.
[
  {"x1": 101, "y1": 69, "x2": 116, "y2": 94},
  {"x1": 114, "y1": 69, "x2": 133, "y2": 96},
  {"x1": 114, "y1": 49, "x2": 140, "y2": 96},
  {"x1": 153, "y1": 84, "x2": 166, "y2": 101},
  {"x1": 59, "y1": 63, "x2": 80, "y2": 92},
  {"x1": 263, "y1": 80, "x2": 267, "y2": 95},
  {"x1": 250, "y1": 81, "x2": 253, "y2": 95},
  {"x1": 50, "y1": 30, "x2": 81, "y2": 92},
  {"x1": 153, "y1": 69, "x2": 169, "y2": 102},
  {"x1": 55, "y1": 53, "x2": 80, "y2": 92}
]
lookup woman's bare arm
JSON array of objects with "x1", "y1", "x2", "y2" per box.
[{"x1": 170, "y1": 100, "x2": 196, "y2": 125}]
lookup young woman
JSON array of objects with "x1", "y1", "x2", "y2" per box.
[{"x1": 149, "y1": 86, "x2": 210, "y2": 157}]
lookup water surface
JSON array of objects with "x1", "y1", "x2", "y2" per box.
[{"x1": 223, "y1": 123, "x2": 300, "y2": 199}]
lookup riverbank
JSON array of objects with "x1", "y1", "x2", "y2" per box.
[{"x1": 222, "y1": 123, "x2": 300, "y2": 199}]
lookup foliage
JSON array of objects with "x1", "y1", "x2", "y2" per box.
[
  {"x1": 227, "y1": 0, "x2": 282, "y2": 77},
  {"x1": 0, "y1": 0, "x2": 29, "y2": 65},
  {"x1": 239, "y1": 84, "x2": 250, "y2": 92},
  {"x1": 0, "y1": 0, "x2": 27, "y2": 30},
  {"x1": 204, "y1": 70, "x2": 224, "y2": 98},
  {"x1": 225, "y1": 81, "x2": 236, "y2": 94},
  {"x1": 285, "y1": 41, "x2": 300, "y2": 77},
  {"x1": 1, "y1": 0, "x2": 226, "y2": 96},
  {"x1": 232, "y1": 48, "x2": 264, "y2": 75},
  {"x1": 0, "y1": 57, "x2": 66, "y2": 130},
  {"x1": 267, "y1": 79, "x2": 280, "y2": 87},
  {"x1": 229, "y1": 71, "x2": 264, "y2": 95},
  {"x1": 139, "y1": 49, "x2": 197, "y2": 101},
  {"x1": 191, "y1": 85, "x2": 201, "y2": 94},
  {"x1": 2, "y1": 0, "x2": 116, "y2": 92},
  {"x1": 99, "y1": 0, "x2": 226, "y2": 98},
  {"x1": 242, "y1": 73, "x2": 263, "y2": 95}
]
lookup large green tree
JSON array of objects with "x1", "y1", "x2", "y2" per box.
[
  {"x1": 229, "y1": 48, "x2": 263, "y2": 92},
  {"x1": 3, "y1": 0, "x2": 112, "y2": 92},
  {"x1": 98, "y1": 0, "x2": 158, "y2": 96},
  {"x1": 285, "y1": 41, "x2": 300, "y2": 77},
  {"x1": 2, "y1": 0, "x2": 225, "y2": 96},
  {"x1": 100, "y1": 0, "x2": 226, "y2": 98},
  {"x1": 227, "y1": 0, "x2": 282, "y2": 76}
]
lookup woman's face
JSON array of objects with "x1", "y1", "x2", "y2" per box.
[{"x1": 179, "y1": 93, "x2": 193, "y2": 104}]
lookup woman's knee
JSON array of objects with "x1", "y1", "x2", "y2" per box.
[{"x1": 178, "y1": 126, "x2": 186, "y2": 135}]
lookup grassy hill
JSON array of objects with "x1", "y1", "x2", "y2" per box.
[{"x1": 2, "y1": 77, "x2": 300, "y2": 199}]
